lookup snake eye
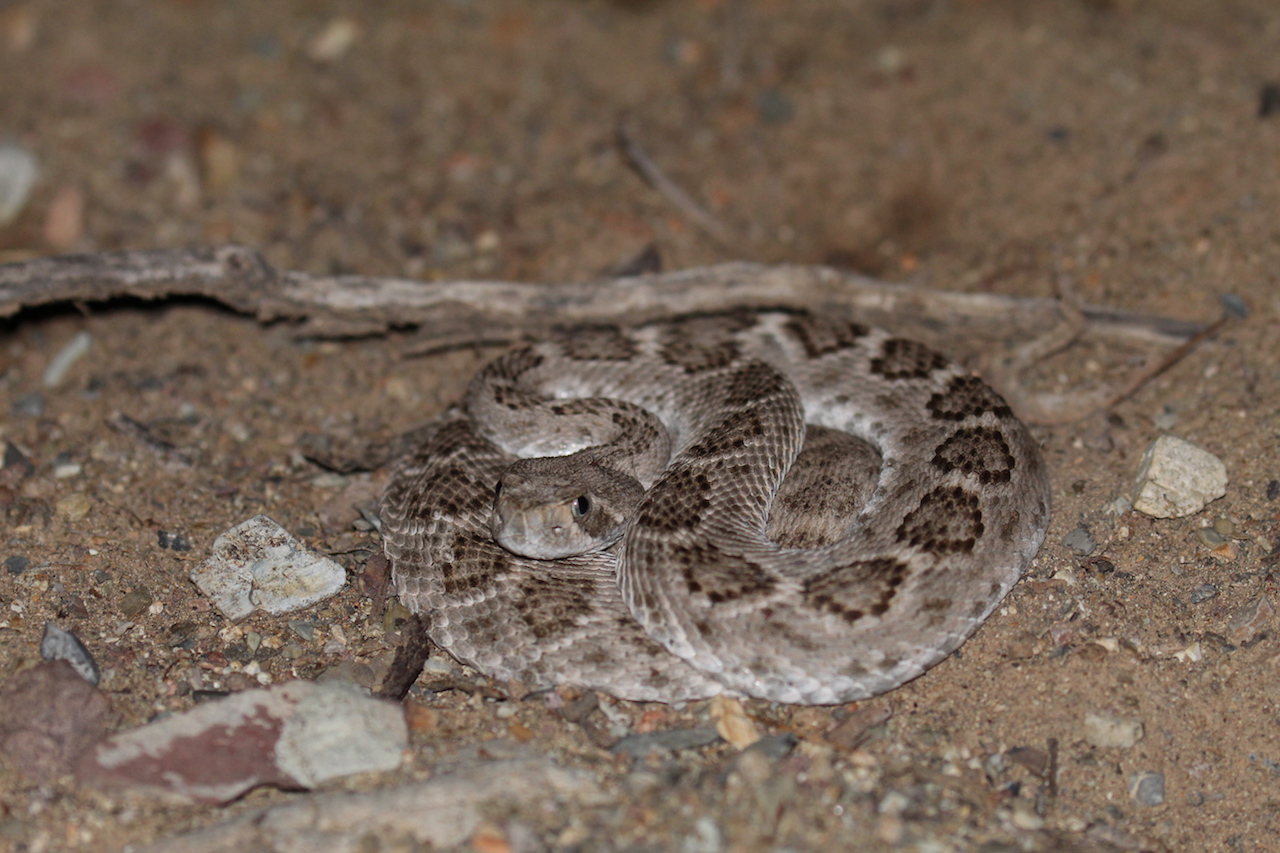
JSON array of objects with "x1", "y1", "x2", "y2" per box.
[
  {"x1": 493, "y1": 481, "x2": 503, "y2": 500},
  {"x1": 572, "y1": 495, "x2": 591, "y2": 518}
]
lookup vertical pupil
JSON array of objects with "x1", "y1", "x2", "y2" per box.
[{"x1": 573, "y1": 496, "x2": 590, "y2": 517}]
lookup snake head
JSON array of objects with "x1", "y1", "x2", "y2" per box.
[{"x1": 490, "y1": 456, "x2": 646, "y2": 559}]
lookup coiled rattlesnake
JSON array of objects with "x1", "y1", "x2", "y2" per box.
[{"x1": 381, "y1": 310, "x2": 1050, "y2": 704}]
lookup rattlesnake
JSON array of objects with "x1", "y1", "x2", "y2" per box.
[{"x1": 381, "y1": 310, "x2": 1050, "y2": 704}]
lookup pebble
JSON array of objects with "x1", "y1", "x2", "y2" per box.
[
  {"x1": 1227, "y1": 597, "x2": 1273, "y2": 644},
  {"x1": 119, "y1": 587, "x2": 154, "y2": 619},
  {"x1": 52, "y1": 459, "x2": 82, "y2": 479},
  {"x1": 1189, "y1": 583, "x2": 1218, "y2": 604},
  {"x1": 0, "y1": 660, "x2": 111, "y2": 783},
  {"x1": 189, "y1": 515, "x2": 347, "y2": 621},
  {"x1": 78, "y1": 680, "x2": 406, "y2": 802},
  {"x1": 287, "y1": 619, "x2": 316, "y2": 641},
  {"x1": 157, "y1": 530, "x2": 192, "y2": 551},
  {"x1": 0, "y1": 142, "x2": 38, "y2": 226},
  {"x1": 39, "y1": 622, "x2": 100, "y2": 684},
  {"x1": 1083, "y1": 711, "x2": 1144, "y2": 749},
  {"x1": 1131, "y1": 435, "x2": 1227, "y2": 518},
  {"x1": 1129, "y1": 770, "x2": 1165, "y2": 806},
  {"x1": 4, "y1": 555, "x2": 30, "y2": 574},
  {"x1": 1061, "y1": 526, "x2": 1096, "y2": 556},
  {"x1": 1196, "y1": 527, "x2": 1226, "y2": 548},
  {"x1": 709, "y1": 695, "x2": 761, "y2": 750},
  {"x1": 55, "y1": 492, "x2": 92, "y2": 521},
  {"x1": 307, "y1": 17, "x2": 360, "y2": 62}
]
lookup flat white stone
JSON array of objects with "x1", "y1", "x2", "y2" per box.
[
  {"x1": 274, "y1": 682, "x2": 407, "y2": 787},
  {"x1": 190, "y1": 515, "x2": 346, "y2": 621},
  {"x1": 1131, "y1": 435, "x2": 1227, "y2": 518}
]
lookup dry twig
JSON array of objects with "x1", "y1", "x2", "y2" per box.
[{"x1": 0, "y1": 246, "x2": 1216, "y2": 423}]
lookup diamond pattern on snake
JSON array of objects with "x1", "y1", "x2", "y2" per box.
[{"x1": 381, "y1": 310, "x2": 1050, "y2": 705}]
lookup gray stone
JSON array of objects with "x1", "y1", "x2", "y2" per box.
[
  {"x1": 1061, "y1": 527, "x2": 1096, "y2": 556},
  {"x1": 39, "y1": 623, "x2": 100, "y2": 685},
  {"x1": 1129, "y1": 770, "x2": 1165, "y2": 806}
]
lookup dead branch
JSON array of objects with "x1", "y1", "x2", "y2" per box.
[{"x1": 0, "y1": 245, "x2": 1216, "y2": 423}]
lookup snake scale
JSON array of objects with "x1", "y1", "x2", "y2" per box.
[{"x1": 381, "y1": 310, "x2": 1050, "y2": 704}]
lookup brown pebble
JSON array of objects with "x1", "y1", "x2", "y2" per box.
[
  {"x1": 1007, "y1": 746, "x2": 1049, "y2": 776},
  {"x1": 119, "y1": 587, "x2": 153, "y2": 619},
  {"x1": 1227, "y1": 596, "x2": 1274, "y2": 644}
]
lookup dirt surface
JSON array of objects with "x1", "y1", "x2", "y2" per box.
[{"x1": 2, "y1": 1, "x2": 1279, "y2": 851}]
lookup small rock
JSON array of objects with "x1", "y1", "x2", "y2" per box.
[
  {"x1": 51, "y1": 459, "x2": 81, "y2": 479},
  {"x1": 1129, "y1": 770, "x2": 1165, "y2": 806},
  {"x1": 288, "y1": 619, "x2": 316, "y2": 641},
  {"x1": 0, "y1": 142, "x2": 38, "y2": 226},
  {"x1": 1227, "y1": 597, "x2": 1273, "y2": 644},
  {"x1": 4, "y1": 555, "x2": 30, "y2": 574},
  {"x1": 710, "y1": 695, "x2": 761, "y2": 750},
  {"x1": 308, "y1": 17, "x2": 360, "y2": 61},
  {"x1": 78, "y1": 680, "x2": 406, "y2": 802},
  {"x1": 1209, "y1": 541, "x2": 1239, "y2": 562},
  {"x1": 39, "y1": 622, "x2": 100, "y2": 685},
  {"x1": 1189, "y1": 583, "x2": 1218, "y2": 604},
  {"x1": 1084, "y1": 711, "x2": 1144, "y2": 749},
  {"x1": 55, "y1": 492, "x2": 92, "y2": 521},
  {"x1": 1131, "y1": 436, "x2": 1227, "y2": 518},
  {"x1": 119, "y1": 586, "x2": 153, "y2": 619},
  {"x1": 1061, "y1": 526, "x2": 1096, "y2": 556},
  {"x1": 0, "y1": 660, "x2": 112, "y2": 783},
  {"x1": 157, "y1": 530, "x2": 192, "y2": 551},
  {"x1": 1196, "y1": 527, "x2": 1226, "y2": 547},
  {"x1": 189, "y1": 515, "x2": 346, "y2": 621}
]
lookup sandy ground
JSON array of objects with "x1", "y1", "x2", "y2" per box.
[{"x1": 2, "y1": 1, "x2": 1280, "y2": 850}]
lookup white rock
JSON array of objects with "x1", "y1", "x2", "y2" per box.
[
  {"x1": 274, "y1": 682, "x2": 407, "y2": 786},
  {"x1": 1083, "y1": 710, "x2": 1144, "y2": 749},
  {"x1": 190, "y1": 515, "x2": 346, "y2": 621},
  {"x1": 1131, "y1": 435, "x2": 1227, "y2": 518}
]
